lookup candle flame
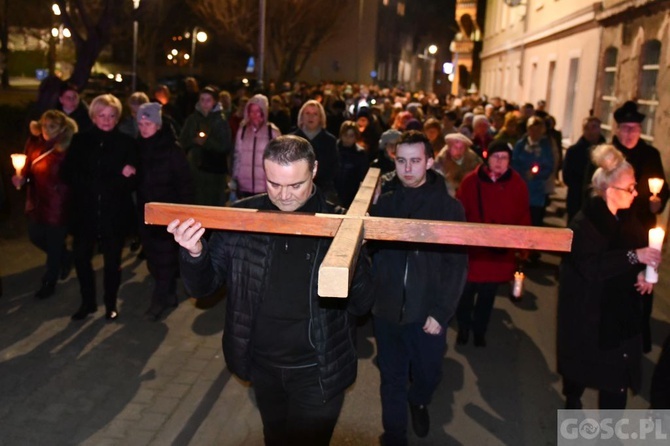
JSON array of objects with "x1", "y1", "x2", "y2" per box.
[
  {"x1": 648, "y1": 178, "x2": 664, "y2": 195},
  {"x1": 11, "y1": 153, "x2": 27, "y2": 171}
]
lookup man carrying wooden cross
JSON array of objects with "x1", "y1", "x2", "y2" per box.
[
  {"x1": 369, "y1": 131, "x2": 468, "y2": 444},
  {"x1": 167, "y1": 135, "x2": 373, "y2": 445}
]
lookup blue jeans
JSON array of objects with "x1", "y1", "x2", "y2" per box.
[
  {"x1": 250, "y1": 362, "x2": 344, "y2": 446},
  {"x1": 456, "y1": 282, "x2": 500, "y2": 336},
  {"x1": 373, "y1": 316, "x2": 446, "y2": 445}
]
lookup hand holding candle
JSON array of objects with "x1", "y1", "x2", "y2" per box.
[
  {"x1": 645, "y1": 227, "x2": 665, "y2": 284},
  {"x1": 11, "y1": 153, "x2": 27, "y2": 190}
]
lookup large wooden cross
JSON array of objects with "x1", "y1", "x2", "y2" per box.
[{"x1": 145, "y1": 168, "x2": 572, "y2": 298}]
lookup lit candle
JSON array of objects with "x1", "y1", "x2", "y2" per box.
[
  {"x1": 512, "y1": 271, "x2": 524, "y2": 299},
  {"x1": 11, "y1": 154, "x2": 27, "y2": 190},
  {"x1": 645, "y1": 227, "x2": 665, "y2": 284},
  {"x1": 648, "y1": 178, "x2": 664, "y2": 196},
  {"x1": 198, "y1": 131, "x2": 206, "y2": 138},
  {"x1": 530, "y1": 164, "x2": 539, "y2": 175}
]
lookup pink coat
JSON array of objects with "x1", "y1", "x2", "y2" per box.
[{"x1": 232, "y1": 95, "x2": 281, "y2": 194}]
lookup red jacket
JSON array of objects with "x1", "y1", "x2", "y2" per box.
[
  {"x1": 456, "y1": 165, "x2": 531, "y2": 282},
  {"x1": 23, "y1": 135, "x2": 70, "y2": 227}
]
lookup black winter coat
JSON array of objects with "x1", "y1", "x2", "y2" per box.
[
  {"x1": 562, "y1": 135, "x2": 606, "y2": 222},
  {"x1": 557, "y1": 197, "x2": 646, "y2": 393},
  {"x1": 370, "y1": 170, "x2": 468, "y2": 327},
  {"x1": 179, "y1": 189, "x2": 374, "y2": 401},
  {"x1": 137, "y1": 127, "x2": 194, "y2": 254},
  {"x1": 613, "y1": 137, "x2": 669, "y2": 232},
  {"x1": 291, "y1": 129, "x2": 340, "y2": 201},
  {"x1": 61, "y1": 126, "x2": 138, "y2": 238}
]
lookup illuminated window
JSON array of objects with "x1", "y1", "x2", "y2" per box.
[
  {"x1": 637, "y1": 40, "x2": 660, "y2": 140},
  {"x1": 599, "y1": 47, "x2": 618, "y2": 140}
]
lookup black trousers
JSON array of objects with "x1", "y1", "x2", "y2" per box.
[
  {"x1": 250, "y1": 361, "x2": 344, "y2": 446},
  {"x1": 73, "y1": 233, "x2": 124, "y2": 311},
  {"x1": 456, "y1": 282, "x2": 500, "y2": 336},
  {"x1": 28, "y1": 221, "x2": 68, "y2": 283},
  {"x1": 562, "y1": 378, "x2": 627, "y2": 409}
]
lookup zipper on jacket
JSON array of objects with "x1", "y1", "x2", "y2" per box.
[
  {"x1": 399, "y1": 253, "x2": 409, "y2": 322},
  {"x1": 251, "y1": 133, "x2": 257, "y2": 194}
]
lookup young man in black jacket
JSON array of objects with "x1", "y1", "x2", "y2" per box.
[
  {"x1": 370, "y1": 131, "x2": 467, "y2": 445},
  {"x1": 168, "y1": 135, "x2": 373, "y2": 445}
]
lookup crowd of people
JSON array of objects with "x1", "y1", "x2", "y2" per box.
[{"x1": 10, "y1": 75, "x2": 670, "y2": 444}]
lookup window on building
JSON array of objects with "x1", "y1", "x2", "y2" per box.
[
  {"x1": 599, "y1": 47, "x2": 618, "y2": 140},
  {"x1": 546, "y1": 60, "x2": 556, "y2": 110},
  {"x1": 637, "y1": 39, "x2": 660, "y2": 141},
  {"x1": 397, "y1": 0, "x2": 405, "y2": 16},
  {"x1": 562, "y1": 57, "x2": 580, "y2": 141}
]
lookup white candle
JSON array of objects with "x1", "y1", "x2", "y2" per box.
[
  {"x1": 512, "y1": 271, "x2": 524, "y2": 298},
  {"x1": 645, "y1": 227, "x2": 665, "y2": 283},
  {"x1": 648, "y1": 178, "x2": 664, "y2": 196}
]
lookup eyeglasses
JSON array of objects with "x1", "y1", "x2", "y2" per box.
[{"x1": 610, "y1": 183, "x2": 637, "y2": 194}]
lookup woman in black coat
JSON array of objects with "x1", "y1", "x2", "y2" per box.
[
  {"x1": 135, "y1": 103, "x2": 194, "y2": 321},
  {"x1": 61, "y1": 94, "x2": 138, "y2": 321},
  {"x1": 557, "y1": 144, "x2": 661, "y2": 409}
]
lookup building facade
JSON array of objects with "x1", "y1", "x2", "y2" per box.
[
  {"x1": 479, "y1": 0, "x2": 602, "y2": 143},
  {"x1": 594, "y1": 0, "x2": 669, "y2": 164}
]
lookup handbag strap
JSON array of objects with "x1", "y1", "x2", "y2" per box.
[{"x1": 31, "y1": 147, "x2": 56, "y2": 167}]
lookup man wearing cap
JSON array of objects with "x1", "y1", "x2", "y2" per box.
[
  {"x1": 434, "y1": 133, "x2": 482, "y2": 197},
  {"x1": 612, "y1": 101, "x2": 669, "y2": 353},
  {"x1": 455, "y1": 139, "x2": 531, "y2": 347}
]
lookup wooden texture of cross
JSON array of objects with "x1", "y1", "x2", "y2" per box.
[{"x1": 145, "y1": 168, "x2": 573, "y2": 297}]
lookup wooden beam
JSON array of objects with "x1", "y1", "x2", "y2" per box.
[
  {"x1": 144, "y1": 202, "x2": 341, "y2": 237},
  {"x1": 317, "y1": 168, "x2": 381, "y2": 297},
  {"x1": 145, "y1": 202, "x2": 572, "y2": 252},
  {"x1": 318, "y1": 218, "x2": 365, "y2": 297}
]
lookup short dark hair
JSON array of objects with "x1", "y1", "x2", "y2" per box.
[
  {"x1": 263, "y1": 135, "x2": 316, "y2": 171},
  {"x1": 397, "y1": 130, "x2": 433, "y2": 158}
]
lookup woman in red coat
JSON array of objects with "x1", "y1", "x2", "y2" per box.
[
  {"x1": 455, "y1": 139, "x2": 531, "y2": 347},
  {"x1": 12, "y1": 110, "x2": 77, "y2": 298}
]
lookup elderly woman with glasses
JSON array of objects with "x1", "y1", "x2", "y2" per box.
[{"x1": 557, "y1": 144, "x2": 661, "y2": 410}]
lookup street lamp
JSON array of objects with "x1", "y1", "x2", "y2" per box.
[
  {"x1": 190, "y1": 27, "x2": 208, "y2": 74},
  {"x1": 419, "y1": 44, "x2": 438, "y2": 93},
  {"x1": 132, "y1": 0, "x2": 140, "y2": 92}
]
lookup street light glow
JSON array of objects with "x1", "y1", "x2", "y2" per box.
[
  {"x1": 196, "y1": 31, "x2": 208, "y2": 43},
  {"x1": 183, "y1": 53, "x2": 190, "y2": 60},
  {"x1": 51, "y1": 28, "x2": 59, "y2": 38},
  {"x1": 52, "y1": 4, "x2": 61, "y2": 15},
  {"x1": 167, "y1": 54, "x2": 173, "y2": 60},
  {"x1": 171, "y1": 49, "x2": 178, "y2": 56},
  {"x1": 62, "y1": 28, "x2": 71, "y2": 38},
  {"x1": 428, "y1": 44, "x2": 438, "y2": 55}
]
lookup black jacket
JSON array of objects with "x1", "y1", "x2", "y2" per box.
[
  {"x1": 558, "y1": 197, "x2": 646, "y2": 393},
  {"x1": 613, "y1": 136, "x2": 669, "y2": 232},
  {"x1": 562, "y1": 135, "x2": 606, "y2": 222},
  {"x1": 370, "y1": 170, "x2": 468, "y2": 327},
  {"x1": 61, "y1": 126, "x2": 138, "y2": 238},
  {"x1": 291, "y1": 128, "x2": 339, "y2": 201},
  {"x1": 137, "y1": 127, "x2": 194, "y2": 253},
  {"x1": 179, "y1": 189, "x2": 374, "y2": 401}
]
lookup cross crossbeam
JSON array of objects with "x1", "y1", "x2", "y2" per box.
[{"x1": 145, "y1": 168, "x2": 573, "y2": 297}]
